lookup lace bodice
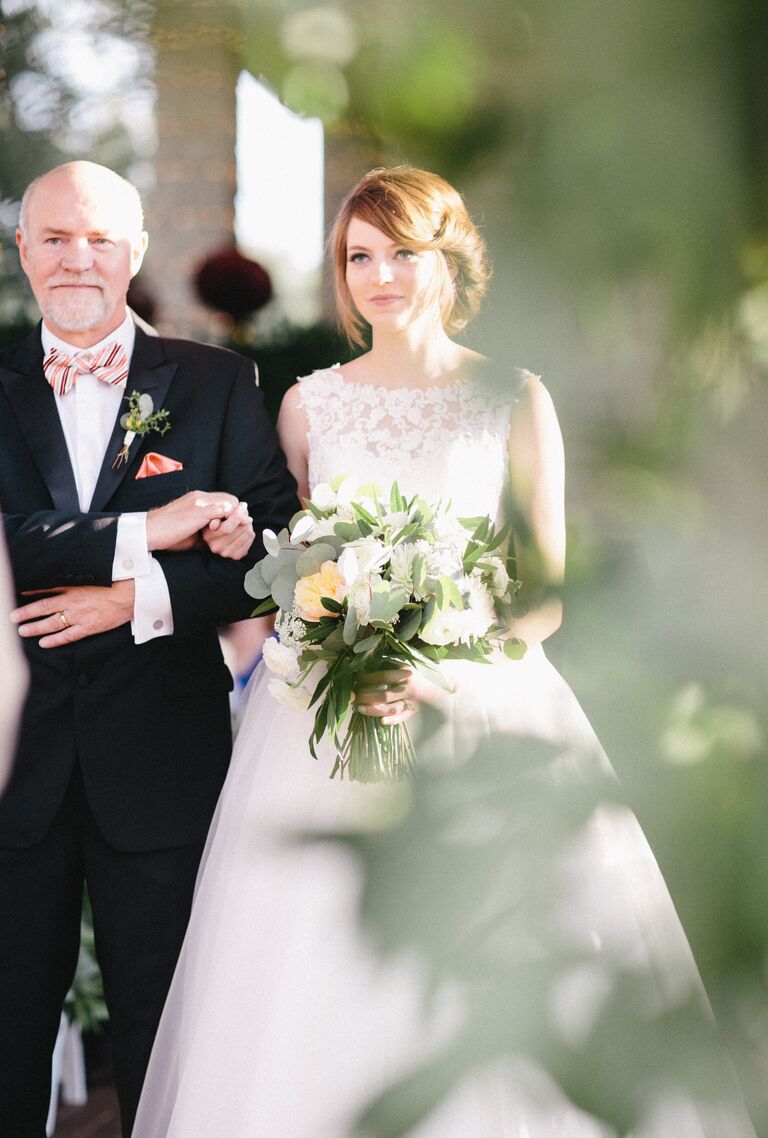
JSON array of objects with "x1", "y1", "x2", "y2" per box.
[{"x1": 298, "y1": 368, "x2": 532, "y2": 518}]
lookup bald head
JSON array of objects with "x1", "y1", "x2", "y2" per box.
[{"x1": 18, "y1": 162, "x2": 144, "y2": 240}]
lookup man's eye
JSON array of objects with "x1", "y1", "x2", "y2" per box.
[
  {"x1": 92, "y1": 238, "x2": 111, "y2": 246},
  {"x1": 44, "y1": 238, "x2": 62, "y2": 245}
]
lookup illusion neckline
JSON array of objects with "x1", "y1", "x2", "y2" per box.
[{"x1": 314, "y1": 365, "x2": 474, "y2": 397}]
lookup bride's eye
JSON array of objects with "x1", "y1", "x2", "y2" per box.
[
  {"x1": 396, "y1": 248, "x2": 417, "y2": 260},
  {"x1": 348, "y1": 252, "x2": 369, "y2": 264}
]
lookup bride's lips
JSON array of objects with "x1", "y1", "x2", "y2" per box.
[{"x1": 368, "y1": 294, "x2": 402, "y2": 305}]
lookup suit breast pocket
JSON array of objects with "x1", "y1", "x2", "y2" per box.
[{"x1": 129, "y1": 468, "x2": 193, "y2": 508}]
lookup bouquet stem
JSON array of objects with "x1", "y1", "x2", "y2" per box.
[{"x1": 332, "y1": 710, "x2": 416, "y2": 782}]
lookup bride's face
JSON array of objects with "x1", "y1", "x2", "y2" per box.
[{"x1": 344, "y1": 216, "x2": 442, "y2": 333}]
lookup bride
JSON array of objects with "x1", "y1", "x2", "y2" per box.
[{"x1": 132, "y1": 167, "x2": 755, "y2": 1137}]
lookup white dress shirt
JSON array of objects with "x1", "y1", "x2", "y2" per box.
[{"x1": 42, "y1": 312, "x2": 174, "y2": 643}]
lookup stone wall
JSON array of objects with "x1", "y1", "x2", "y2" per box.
[{"x1": 145, "y1": 1, "x2": 244, "y2": 338}]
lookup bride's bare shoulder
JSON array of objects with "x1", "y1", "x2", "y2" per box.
[{"x1": 334, "y1": 354, "x2": 371, "y2": 382}]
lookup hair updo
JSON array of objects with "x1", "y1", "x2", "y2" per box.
[{"x1": 330, "y1": 166, "x2": 490, "y2": 347}]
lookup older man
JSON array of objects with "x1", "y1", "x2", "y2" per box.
[{"x1": 0, "y1": 162, "x2": 297, "y2": 1137}]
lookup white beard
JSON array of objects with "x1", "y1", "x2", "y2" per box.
[{"x1": 42, "y1": 287, "x2": 111, "y2": 333}]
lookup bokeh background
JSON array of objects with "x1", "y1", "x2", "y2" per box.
[{"x1": 2, "y1": 0, "x2": 767, "y2": 1133}]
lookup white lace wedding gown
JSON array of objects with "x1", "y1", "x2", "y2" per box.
[{"x1": 132, "y1": 370, "x2": 755, "y2": 1138}]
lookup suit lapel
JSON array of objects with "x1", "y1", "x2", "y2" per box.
[
  {"x1": 0, "y1": 326, "x2": 80, "y2": 511},
  {"x1": 88, "y1": 325, "x2": 178, "y2": 511}
]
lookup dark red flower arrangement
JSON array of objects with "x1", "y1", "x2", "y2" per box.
[{"x1": 193, "y1": 245, "x2": 273, "y2": 321}]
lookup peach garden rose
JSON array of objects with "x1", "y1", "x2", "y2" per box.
[{"x1": 294, "y1": 560, "x2": 347, "y2": 622}]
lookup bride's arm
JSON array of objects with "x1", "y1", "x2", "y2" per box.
[
  {"x1": 505, "y1": 372, "x2": 565, "y2": 647},
  {"x1": 358, "y1": 374, "x2": 567, "y2": 726},
  {"x1": 276, "y1": 384, "x2": 311, "y2": 502}
]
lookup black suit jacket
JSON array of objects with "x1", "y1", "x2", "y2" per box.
[{"x1": 0, "y1": 320, "x2": 297, "y2": 851}]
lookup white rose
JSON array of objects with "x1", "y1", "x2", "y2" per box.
[
  {"x1": 267, "y1": 678, "x2": 313, "y2": 712},
  {"x1": 262, "y1": 636, "x2": 300, "y2": 680}
]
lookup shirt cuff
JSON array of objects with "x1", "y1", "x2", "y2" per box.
[
  {"x1": 131, "y1": 556, "x2": 174, "y2": 644},
  {"x1": 113, "y1": 513, "x2": 152, "y2": 580}
]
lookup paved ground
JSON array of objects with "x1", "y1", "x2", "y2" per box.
[{"x1": 53, "y1": 1086, "x2": 121, "y2": 1137}]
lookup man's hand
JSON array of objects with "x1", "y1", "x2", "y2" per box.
[
  {"x1": 11, "y1": 581, "x2": 135, "y2": 648},
  {"x1": 146, "y1": 491, "x2": 242, "y2": 552},
  {"x1": 202, "y1": 501, "x2": 254, "y2": 561}
]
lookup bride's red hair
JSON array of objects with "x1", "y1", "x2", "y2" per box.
[{"x1": 330, "y1": 166, "x2": 490, "y2": 347}]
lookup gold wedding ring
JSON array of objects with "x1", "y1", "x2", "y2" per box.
[{"x1": 58, "y1": 611, "x2": 70, "y2": 629}]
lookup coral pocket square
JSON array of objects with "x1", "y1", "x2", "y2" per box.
[{"x1": 135, "y1": 452, "x2": 184, "y2": 479}]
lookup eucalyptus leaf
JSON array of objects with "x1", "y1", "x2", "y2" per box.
[
  {"x1": 334, "y1": 521, "x2": 363, "y2": 541},
  {"x1": 296, "y1": 543, "x2": 338, "y2": 577},
  {"x1": 343, "y1": 605, "x2": 360, "y2": 646},
  {"x1": 262, "y1": 548, "x2": 299, "y2": 587},
  {"x1": 244, "y1": 563, "x2": 272, "y2": 599},
  {"x1": 369, "y1": 584, "x2": 407, "y2": 624},
  {"x1": 263, "y1": 529, "x2": 282, "y2": 557},
  {"x1": 272, "y1": 566, "x2": 300, "y2": 611},
  {"x1": 503, "y1": 637, "x2": 528, "y2": 660}
]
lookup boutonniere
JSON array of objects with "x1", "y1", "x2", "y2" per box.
[{"x1": 113, "y1": 390, "x2": 171, "y2": 469}]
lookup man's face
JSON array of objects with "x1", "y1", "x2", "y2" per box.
[{"x1": 16, "y1": 167, "x2": 148, "y2": 347}]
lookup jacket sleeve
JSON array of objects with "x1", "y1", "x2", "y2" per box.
[
  {"x1": 3, "y1": 510, "x2": 120, "y2": 592},
  {"x1": 155, "y1": 356, "x2": 299, "y2": 631}
]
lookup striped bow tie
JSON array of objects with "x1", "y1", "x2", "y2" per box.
[{"x1": 43, "y1": 342, "x2": 130, "y2": 397}]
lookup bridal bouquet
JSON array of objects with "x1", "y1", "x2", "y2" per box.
[{"x1": 245, "y1": 478, "x2": 526, "y2": 782}]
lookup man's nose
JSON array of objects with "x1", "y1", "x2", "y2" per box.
[{"x1": 61, "y1": 239, "x2": 94, "y2": 272}]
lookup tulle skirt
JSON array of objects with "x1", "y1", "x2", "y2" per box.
[{"x1": 132, "y1": 648, "x2": 755, "y2": 1138}]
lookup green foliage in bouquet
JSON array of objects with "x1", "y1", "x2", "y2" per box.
[{"x1": 245, "y1": 478, "x2": 527, "y2": 782}]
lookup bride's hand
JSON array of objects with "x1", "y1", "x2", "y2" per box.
[{"x1": 354, "y1": 667, "x2": 452, "y2": 726}]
